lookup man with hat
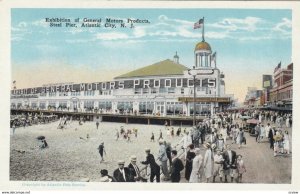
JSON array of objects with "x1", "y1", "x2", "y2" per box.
[
  {"x1": 157, "y1": 139, "x2": 170, "y2": 181},
  {"x1": 113, "y1": 160, "x2": 131, "y2": 182},
  {"x1": 128, "y1": 155, "x2": 147, "y2": 182},
  {"x1": 141, "y1": 148, "x2": 160, "y2": 182}
]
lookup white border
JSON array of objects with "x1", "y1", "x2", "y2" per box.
[{"x1": 0, "y1": 0, "x2": 299, "y2": 191}]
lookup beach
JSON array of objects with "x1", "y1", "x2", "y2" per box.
[{"x1": 10, "y1": 121, "x2": 184, "y2": 181}]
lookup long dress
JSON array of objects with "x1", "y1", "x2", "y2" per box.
[
  {"x1": 189, "y1": 155, "x2": 203, "y2": 183},
  {"x1": 185, "y1": 150, "x2": 196, "y2": 181},
  {"x1": 203, "y1": 149, "x2": 213, "y2": 178},
  {"x1": 283, "y1": 133, "x2": 290, "y2": 152}
]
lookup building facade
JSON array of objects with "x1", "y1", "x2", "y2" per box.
[
  {"x1": 269, "y1": 63, "x2": 293, "y2": 109},
  {"x1": 11, "y1": 40, "x2": 233, "y2": 117}
]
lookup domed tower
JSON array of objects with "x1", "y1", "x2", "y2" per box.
[{"x1": 194, "y1": 41, "x2": 212, "y2": 68}]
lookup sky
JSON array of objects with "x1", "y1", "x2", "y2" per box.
[{"x1": 11, "y1": 9, "x2": 292, "y2": 102}]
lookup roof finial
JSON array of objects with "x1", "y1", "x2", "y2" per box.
[{"x1": 174, "y1": 51, "x2": 179, "y2": 63}]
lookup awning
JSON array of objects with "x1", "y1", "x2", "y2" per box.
[{"x1": 178, "y1": 97, "x2": 231, "y2": 103}]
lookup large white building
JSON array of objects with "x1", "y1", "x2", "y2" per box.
[{"x1": 11, "y1": 39, "x2": 233, "y2": 117}]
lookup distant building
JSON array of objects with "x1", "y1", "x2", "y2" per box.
[
  {"x1": 244, "y1": 87, "x2": 263, "y2": 107},
  {"x1": 269, "y1": 63, "x2": 293, "y2": 110}
]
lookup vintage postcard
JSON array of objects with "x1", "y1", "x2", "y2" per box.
[{"x1": 0, "y1": 0, "x2": 300, "y2": 192}]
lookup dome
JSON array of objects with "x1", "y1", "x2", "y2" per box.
[{"x1": 195, "y1": 41, "x2": 211, "y2": 51}]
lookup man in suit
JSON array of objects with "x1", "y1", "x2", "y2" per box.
[
  {"x1": 141, "y1": 148, "x2": 160, "y2": 182},
  {"x1": 128, "y1": 155, "x2": 147, "y2": 182},
  {"x1": 113, "y1": 160, "x2": 131, "y2": 182},
  {"x1": 268, "y1": 127, "x2": 276, "y2": 149},
  {"x1": 157, "y1": 139, "x2": 170, "y2": 181},
  {"x1": 170, "y1": 150, "x2": 184, "y2": 182},
  {"x1": 223, "y1": 144, "x2": 237, "y2": 183}
]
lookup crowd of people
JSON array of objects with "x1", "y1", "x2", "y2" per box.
[
  {"x1": 11, "y1": 108, "x2": 292, "y2": 183},
  {"x1": 97, "y1": 109, "x2": 291, "y2": 183}
]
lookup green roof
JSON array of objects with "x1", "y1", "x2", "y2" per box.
[{"x1": 115, "y1": 59, "x2": 189, "y2": 79}]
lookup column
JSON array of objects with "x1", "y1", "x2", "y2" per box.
[{"x1": 210, "y1": 102, "x2": 214, "y2": 115}]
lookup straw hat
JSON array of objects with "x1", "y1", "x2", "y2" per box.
[
  {"x1": 211, "y1": 143, "x2": 217, "y2": 150},
  {"x1": 204, "y1": 142, "x2": 211, "y2": 149},
  {"x1": 117, "y1": 160, "x2": 125, "y2": 165},
  {"x1": 145, "y1": 148, "x2": 150, "y2": 152},
  {"x1": 130, "y1": 155, "x2": 137, "y2": 161}
]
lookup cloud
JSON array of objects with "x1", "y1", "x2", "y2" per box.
[
  {"x1": 272, "y1": 18, "x2": 292, "y2": 35},
  {"x1": 96, "y1": 32, "x2": 129, "y2": 40},
  {"x1": 210, "y1": 17, "x2": 263, "y2": 32},
  {"x1": 32, "y1": 19, "x2": 49, "y2": 28}
]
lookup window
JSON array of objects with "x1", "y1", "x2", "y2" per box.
[{"x1": 168, "y1": 88, "x2": 175, "y2": 94}]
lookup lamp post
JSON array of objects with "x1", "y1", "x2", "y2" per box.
[
  {"x1": 188, "y1": 67, "x2": 215, "y2": 126},
  {"x1": 188, "y1": 66, "x2": 198, "y2": 126}
]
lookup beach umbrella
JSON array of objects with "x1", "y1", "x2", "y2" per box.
[{"x1": 36, "y1": 136, "x2": 45, "y2": 140}]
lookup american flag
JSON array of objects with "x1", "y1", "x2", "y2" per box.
[
  {"x1": 274, "y1": 62, "x2": 281, "y2": 73},
  {"x1": 194, "y1": 18, "x2": 204, "y2": 29}
]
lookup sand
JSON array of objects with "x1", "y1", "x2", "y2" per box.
[{"x1": 10, "y1": 121, "x2": 184, "y2": 181}]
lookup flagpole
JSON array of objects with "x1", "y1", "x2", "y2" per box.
[
  {"x1": 202, "y1": 17, "x2": 205, "y2": 42},
  {"x1": 215, "y1": 52, "x2": 217, "y2": 68}
]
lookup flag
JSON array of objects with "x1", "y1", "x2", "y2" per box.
[
  {"x1": 211, "y1": 52, "x2": 216, "y2": 63},
  {"x1": 274, "y1": 61, "x2": 281, "y2": 73},
  {"x1": 194, "y1": 18, "x2": 204, "y2": 29}
]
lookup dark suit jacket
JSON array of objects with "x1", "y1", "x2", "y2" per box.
[
  {"x1": 171, "y1": 158, "x2": 184, "y2": 182},
  {"x1": 223, "y1": 150, "x2": 237, "y2": 170},
  {"x1": 128, "y1": 163, "x2": 140, "y2": 180},
  {"x1": 113, "y1": 167, "x2": 131, "y2": 182},
  {"x1": 268, "y1": 129, "x2": 275, "y2": 139},
  {"x1": 141, "y1": 154, "x2": 160, "y2": 173}
]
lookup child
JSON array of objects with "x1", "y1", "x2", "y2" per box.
[{"x1": 236, "y1": 154, "x2": 246, "y2": 183}]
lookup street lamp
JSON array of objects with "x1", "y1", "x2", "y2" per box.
[
  {"x1": 188, "y1": 66, "x2": 198, "y2": 126},
  {"x1": 188, "y1": 66, "x2": 215, "y2": 126}
]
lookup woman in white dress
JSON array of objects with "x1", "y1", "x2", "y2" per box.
[
  {"x1": 283, "y1": 130, "x2": 290, "y2": 154},
  {"x1": 189, "y1": 148, "x2": 203, "y2": 183},
  {"x1": 203, "y1": 143, "x2": 213, "y2": 183}
]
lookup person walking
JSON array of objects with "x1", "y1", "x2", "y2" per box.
[
  {"x1": 203, "y1": 143, "x2": 214, "y2": 183},
  {"x1": 185, "y1": 144, "x2": 196, "y2": 181},
  {"x1": 113, "y1": 160, "x2": 131, "y2": 182},
  {"x1": 189, "y1": 148, "x2": 203, "y2": 183},
  {"x1": 268, "y1": 127, "x2": 276, "y2": 149},
  {"x1": 170, "y1": 150, "x2": 184, "y2": 183},
  {"x1": 157, "y1": 139, "x2": 170, "y2": 181},
  {"x1": 98, "y1": 142, "x2": 106, "y2": 162},
  {"x1": 223, "y1": 144, "x2": 237, "y2": 183},
  {"x1": 213, "y1": 150, "x2": 224, "y2": 183},
  {"x1": 165, "y1": 142, "x2": 172, "y2": 168},
  {"x1": 141, "y1": 148, "x2": 160, "y2": 182},
  {"x1": 236, "y1": 155, "x2": 246, "y2": 183},
  {"x1": 150, "y1": 132, "x2": 155, "y2": 142},
  {"x1": 236, "y1": 128, "x2": 244, "y2": 149},
  {"x1": 283, "y1": 130, "x2": 291, "y2": 155},
  {"x1": 96, "y1": 120, "x2": 99, "y2": 129}
]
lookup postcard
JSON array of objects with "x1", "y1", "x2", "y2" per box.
[{"x1": 0, "y1": 0, "x2": 300, "y2": 192}]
